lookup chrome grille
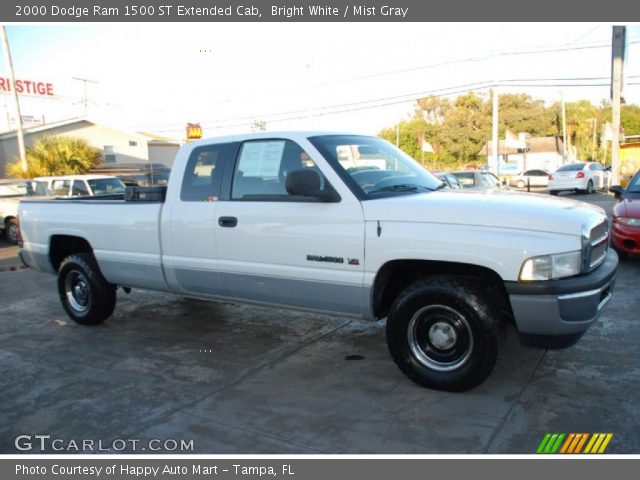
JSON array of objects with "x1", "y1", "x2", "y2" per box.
[
  {"x1": 590, "y1": 222, "x2": 608, "y2": 244},
  {"x1": 583, "y1": 220, "x2": 609, "y2": 272}
]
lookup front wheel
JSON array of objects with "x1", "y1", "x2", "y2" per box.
[
  {"x1": 57, "y1": 253, "x2": 116, "y2": 325},
  {"x1": 516, "y1": 180, "x2": 526, "y2": 189},
  {"x1": 549, "y1": 190, "x2": 559, "y2": 196},
  {"x1": 386, "y1": 276, "x2": 502, "y2": 392}
]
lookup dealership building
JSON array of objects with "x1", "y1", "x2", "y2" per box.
[{"x1": 0, "y1": 118, "x2": 181, "y2": 176}]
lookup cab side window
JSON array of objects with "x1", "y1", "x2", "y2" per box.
[
  {"x1": 52, "y1": 180, "x2": 71, "y2": 196},
  {"x1": 231, "y1": 139, "x2": 333, "y2": 201},
  {"x1": 181, "y1": 143, "x2": 233, "y2": 202},
  {"x1": 72, "y1": 180, "x2": 90, "y2": 196}
]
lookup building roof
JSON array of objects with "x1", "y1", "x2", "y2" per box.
[
  {"x1": 479, "y1": 136, "x2": 563, "y2": 156},
  {"x1": 0, "y1": 118, "x2": 92, "y2": 140},
  {"x1": 137, "y1": 131, "x2": 180, "y2": 145},
  {"x1": 0, "y1": 118, "x2": 180, "y2": 145}
]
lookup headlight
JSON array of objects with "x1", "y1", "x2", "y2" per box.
[
  {"x1": 519, "y1": 251, "x2": 582, "y2": 281},
  {"x1": 616, "y1": 217, "x2": 640, "y2": 227}
]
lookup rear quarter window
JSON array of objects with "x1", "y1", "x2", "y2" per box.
[{"x1": 181, "y1": 143, "x2": 234, "y2": 202}]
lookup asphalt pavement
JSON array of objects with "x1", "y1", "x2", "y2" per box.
[{"x1": 0, "y1": 191, "x2": 638, "y2": 454}]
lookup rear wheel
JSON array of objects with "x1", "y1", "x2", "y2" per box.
[
  {"x1": 386, "y1": 276, "x2": 502, "y2": 392},
  {"x1": 586, "y1": 180, "x2": 594, "y2": 194},
  {"x1": 57, "y1": 253, "x2": 116, "y2": 325},
  {"x1": 4, "y1": 218, "x2": 19, "y2": 245}
]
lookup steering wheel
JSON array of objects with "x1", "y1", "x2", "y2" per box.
[
  {"x1": 370, "y1": 175, "x2": 415, "y2": 190},
  {"x1": 351, "y1": 170, "x2": 395, "y2": 190}
]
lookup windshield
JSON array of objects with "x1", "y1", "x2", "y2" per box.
[
  {"x1": 308, "y1": 135, "x2": 442, "y2": 198},
  {"x1": 0, "y1": 181, "x2": 48, "y2": 197},
  {"x1": 87, "y1": 178, "x2": 126, "y2": 195},
  {"x1": 624, "y1": 172, "x2": 640, "y2": 199}
]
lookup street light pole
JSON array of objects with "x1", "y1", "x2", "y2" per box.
[
  {"x1": 0, "y1": 26, "x2": 27, "y2": 173},
  {"x1": 491, "y1": 88, "x2": 499, "y2": 174}
]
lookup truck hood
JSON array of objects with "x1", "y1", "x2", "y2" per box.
[
  {"x1": 362, "y1": 190, "x2": 606, "y2": 237},
  {"x1": 615, "y1": 197, "x2": 640, "y2": 219}
]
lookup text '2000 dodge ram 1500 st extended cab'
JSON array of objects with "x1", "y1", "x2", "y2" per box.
[{"x1": 18, "y1": 132, "x2": 618, "y2": 391}]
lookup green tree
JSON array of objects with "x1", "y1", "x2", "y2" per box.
[
  {"x1": 438, "y1": 92, "x2": 490, "y2": 166},
  {"x1": 497, "y1": 93, "x2": 556, "y2": 137},
  {"x1": 6, "y1": 136, "x2": 103, "y2": 179}
]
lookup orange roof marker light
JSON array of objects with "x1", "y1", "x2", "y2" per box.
[{"x1": 186, "y1": 123, "x2": 203, "y2": 141}]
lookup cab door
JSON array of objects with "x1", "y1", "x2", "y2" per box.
[
  {"x1": 214, "y1": 138, "x2": 366, "y2": 316},
  {"x1": 160, "y1": 142, "x2": 236, "y2": 296}
]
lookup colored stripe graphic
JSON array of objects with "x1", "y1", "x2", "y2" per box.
[
  {"x1": 537, "y1": 433, "x2": 565, "y2": 454},
  {"x1": 538, "y1": 433, "x2": 613, "y2": 454},
  {"x1": 584, "y1": 433, "x2": 613, "y2": 454}
]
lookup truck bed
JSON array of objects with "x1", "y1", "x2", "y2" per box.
[{"x1": 19, "y1": 197, "x2": 167, "y2": 291}]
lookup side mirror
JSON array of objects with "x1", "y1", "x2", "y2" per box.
[
  {"x1": 285, "y1": 170, "x2": 340, "y2": 203},
  {"x1": 610, "y1": 185, "x2": 624, "y2": 200}
]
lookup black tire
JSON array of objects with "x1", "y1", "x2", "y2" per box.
[
  {"x1": 586, "y1": 180, "x2": 594, "y2": 194},
  {"x1": 549, "y1": 190, "x2": 559, "y2": 196},
  {"x1": 57, "y1": 253, "x2": 116, "y2": 325},
  {"x1": 386, "y1": 276, "x2": 502, "y2": 392},
  {"x1": 4, "y1": 218, "x2": 19, "y2": 245}
]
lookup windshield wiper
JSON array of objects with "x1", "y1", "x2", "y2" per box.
[
  {"x1": 368, "y1": 184, "x2": 433, "y2": 195},
  {"x1": 434, "y1": 182, "x2": 447, "y2": 191}
]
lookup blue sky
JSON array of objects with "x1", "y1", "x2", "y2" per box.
[{"x1": 1, "y1": 23, "x2": 639, "y2": 139}]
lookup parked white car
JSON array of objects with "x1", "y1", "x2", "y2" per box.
[
  {"x1": 450, "y1": 170, "x2": 509, "y2": 191},
  {"x1": 35, "y1": 175, "x2": 126, "y2": 197},
  {"x1": 548, "y1": 162, "x2": 609, "y2": 195},
  {"x1": 510, "y1": 169, "x2": 550, "y2": 188},
  {"x1": 0, "y1": 179, "x2": 48, "y2": 244}
]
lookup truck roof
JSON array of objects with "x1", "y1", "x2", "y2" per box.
[{"x1": 185, "y1": 130, "x2": 368, "y2": 147}]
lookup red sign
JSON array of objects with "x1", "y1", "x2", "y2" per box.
[{"x1": 0, "y1": 78, "x2": 54, "y2": 96}]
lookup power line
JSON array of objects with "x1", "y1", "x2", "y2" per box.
[
  {"x1": 114, "y1": 40, "x2": 640, "y2": 131},
  {"x1": 130, "y1": 76, "x2": 623, "y2": 132},
  {"x1": 150, "y1": 79, "x2": 640, "y2": 133},
  {"x1": 148, "y1": 76, "x2": 639, "y2": 131}
]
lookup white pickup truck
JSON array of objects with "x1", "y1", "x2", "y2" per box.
[{"x1": 18, "y1": 132, "x2": 618, "y2": 391}]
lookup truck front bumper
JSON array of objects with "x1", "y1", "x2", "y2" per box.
[{"x1": 505, "y1": 250, "x2": 618, "y2": 349}]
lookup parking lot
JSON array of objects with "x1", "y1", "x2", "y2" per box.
[{"x1": 0, "y1": 191, "x2": 638, "y2": 454}]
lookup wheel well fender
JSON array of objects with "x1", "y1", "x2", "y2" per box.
[
  {"x1": 49, "y1": 235, "x2": 94, "y2": 272},
  {"x1": 371, "y1": 259, "x2": 512, "y2": 321}
]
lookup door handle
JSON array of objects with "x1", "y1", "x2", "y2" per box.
[{"x1": 218, "y1": 216, "x2": 238, "y2": 228}]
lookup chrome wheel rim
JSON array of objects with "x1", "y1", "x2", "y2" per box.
[
  {"x1": 65, "y1": 271, "x2": 91, "y2": 313},
  {"x1": 407, "y1": 305, "x2": 474, "y2": 371}
]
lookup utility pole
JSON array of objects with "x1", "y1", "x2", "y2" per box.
[
  {"x1": 72, "y1": 77, "x2": 98, "y2": 117},
  {"x1": 589, "y1": 118, "x2": 598, "y2": 161},
  {"x1": 395, "y1": 123, "x2": 399, "y2": 147},
  {"x1": 491, "y1": 88, "x2": 499, "y2": 174},
  {"x1": 561, "y1": 92, "x2": 567, "y2": 163},
  {"x1": 610, "y1": 26, "x2": 626, "y2": 186},
  {"x1": 1, "y1": 26, "x2": 27, "y2": 173}
]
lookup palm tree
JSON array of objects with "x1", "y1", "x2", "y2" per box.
[{"x1": 6, "y1": 136, "x2": 103, "y2": 178}]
